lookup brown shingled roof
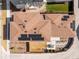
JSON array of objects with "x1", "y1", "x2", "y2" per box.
[{"x1": 10, "y1": 12, "x2": 75, "y2": 42}]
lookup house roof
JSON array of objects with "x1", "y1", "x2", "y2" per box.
[
  {"x1": 46, "y1": 14, "x2": 75, "y2": 39},
  {"x1": 10, "y1": 12, "x2": 75, "y2": 42}
]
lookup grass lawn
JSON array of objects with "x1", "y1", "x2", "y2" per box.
[{"x1": 46, "y1": 3, "x2": 69, "y2": 13}]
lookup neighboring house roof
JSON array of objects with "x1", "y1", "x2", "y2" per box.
[
  {"x1": 47, "y1": 0, "x2": 72, "y2": 2},
  {"x1": 10, "y1": 0, "x2": 43, "y2": 9},
  {"x1": 10, "y1": 0, "x2": 26, "y2": 9},
  {"x1": 0, "y1": 0, "x2": 2, "y2": 2}
]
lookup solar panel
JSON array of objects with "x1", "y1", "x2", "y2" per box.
[
  {"x1": 29, "y1": 34, "x2": 44, "y2": 41},
  {"x1": 18, "y1": 34, "x2": 30, "y2": 41}
]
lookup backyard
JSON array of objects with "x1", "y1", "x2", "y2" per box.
[{"x1": 46, "y1": 3, "x2": 69, "y2": 13}]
